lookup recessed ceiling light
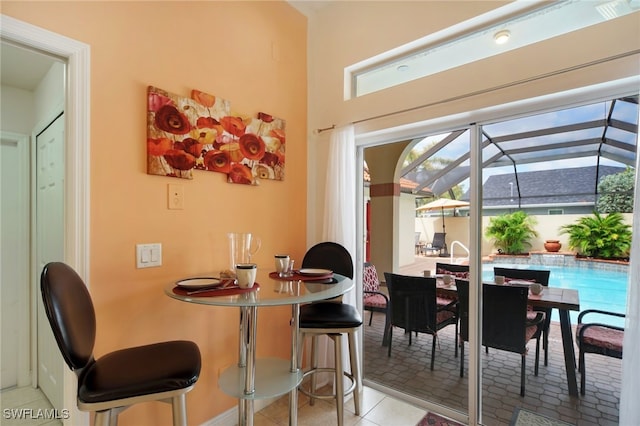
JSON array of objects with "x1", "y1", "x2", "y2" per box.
[{"x1": 494, "y1": 30, "x2": 511, "y2": 45}]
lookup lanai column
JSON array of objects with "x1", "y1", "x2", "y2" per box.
[{"x1": 365, "y1": 142, "x2": 410, "y2": 276}]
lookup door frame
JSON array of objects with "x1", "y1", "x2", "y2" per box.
[{"x1": 1, "y1": 14, "x2": 90, "y2": 426}]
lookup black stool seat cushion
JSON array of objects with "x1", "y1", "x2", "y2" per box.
[
  {"x1": 79, "y1": 340, "x2": 201, "y2": 403},
  {"x1": 300, "y1": 302, "x2": 363, "y2": 329}
]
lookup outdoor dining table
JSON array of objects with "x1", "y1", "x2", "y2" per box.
[
  {"x1": 436, "y1": 279, "x2": 581, "y2": 397},
  {"x1": 165, "y1": 270, "x2": 353, "y2": 426}
]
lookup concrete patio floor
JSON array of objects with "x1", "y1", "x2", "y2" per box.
[{"x1": 361, "y1": 256, "x2": 622, "y2": 425}]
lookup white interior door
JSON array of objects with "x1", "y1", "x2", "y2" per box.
[
  {"x1": 36, "y1": 113, "x2": 65, "y2": 410},
  {"x1": 0, "y1": 133, "x2": 30, "y2": 389}
]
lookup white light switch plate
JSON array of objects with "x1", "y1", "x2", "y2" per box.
[{"x1": 136, "y1": 243, "x2": 162, "y2": 268}]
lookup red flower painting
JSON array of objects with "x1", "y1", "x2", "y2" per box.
[{"x1": 146, "y1": 86, "x2": 286, "y2": 184}]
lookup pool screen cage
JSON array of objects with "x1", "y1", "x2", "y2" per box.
[{"x1": 405, "y1": 95, "x2": 638, "y2": 213}]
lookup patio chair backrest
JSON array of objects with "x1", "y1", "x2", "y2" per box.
[
  {"x1": 363, "y1": 262, "x2": 380, "y2": 292},
  {"x1": 431, "y1": 233, "x2": 446, "y2": 249},
  {"x1": 436, "y1": 262, "x2": 469, "y2": 278},
  {"x1": 457, "y1": 280, "x2": 530, "y2": 353},
  {"x1": 385, "y1": 273, "x2": 439, "y2": 334},
  {"x1": 493, "y1": 267, "x2": 550, "y2": 286}
]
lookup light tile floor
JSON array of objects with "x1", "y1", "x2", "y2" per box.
[
  {"x1": 254, "y1": 385, "x2": 431, "y2": 426},
  {"x1": 1, "y1": 382, "x2": 441, "y2": 426},
  {"x1": 0, "y1": 386, "x2": 62, "y2": 426}
]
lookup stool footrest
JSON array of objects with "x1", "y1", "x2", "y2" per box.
[{"x1": 298, "y1": 367, "x2": 356, "y2": 399}]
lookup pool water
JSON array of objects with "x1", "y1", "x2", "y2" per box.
[{"x1": 482, "y1": 263, "x2": 628, "y2": 328}]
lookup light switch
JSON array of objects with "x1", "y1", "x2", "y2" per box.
[
  {"x1": 136, "y1": 243, "x2": 162, "y2": 268},
  {"x1": 141, "y1": 248, "x2": 151, "y2": 263},
  {"x1": 168, "y1": 184, "x2": 184, "y2": 210}
]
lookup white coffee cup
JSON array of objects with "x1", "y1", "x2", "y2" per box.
[
  {"x1": 275, "y1": 255, "x2": 290, "y2": 277},
  {"x1": 236, "y1": 263, "x2": 257, "y2": 288},
  {"x1": 530, "y1": 283, "x2": 543, "y2": 295},
  {"x1": 495, "y1": 275, "x2": 505, "y2": 285}
]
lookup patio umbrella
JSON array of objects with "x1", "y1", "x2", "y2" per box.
[{"x1": 415, "y1": 198, "x2": 470, "y2": 233}]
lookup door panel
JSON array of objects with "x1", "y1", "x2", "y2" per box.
[
  {"x1": 36, "y1": 114, "x2": 65, "y2": 410},
  {"x1": 0, "y1": 134, "x2": 29, "y2": 389}
]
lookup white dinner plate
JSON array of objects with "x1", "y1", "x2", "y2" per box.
[
  {"x1": 298, "y1": 268, "x2": 333, "y2": 276},
  {"x1": 175, "y1": 277, "x2": 226, "y2": 290},
  {"x1": 509, "y1": 279, "x2": 535, "y2": 286}
]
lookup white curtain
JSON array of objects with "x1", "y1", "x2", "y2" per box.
[
  {"x1": 619, "y1": 114, "x2": 640, "y2": 423},
  {"x1": 322, "y1": 124, "x2": 357, "y2": 307},
  {"x1": 313, "y1": 124, "x2": 357, "y2": 380}
]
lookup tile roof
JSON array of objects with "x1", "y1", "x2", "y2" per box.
[{"x1": 463, "y1": 165, "x2": 626, "y2": 206}]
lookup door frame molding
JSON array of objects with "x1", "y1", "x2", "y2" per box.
[{"x1": 1, "y1": 14, "x2": 90, "y2": 425}]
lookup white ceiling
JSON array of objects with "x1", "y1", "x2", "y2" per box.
[{"x1": 1, "y1": 42, "x2": 61, "y2": 91}]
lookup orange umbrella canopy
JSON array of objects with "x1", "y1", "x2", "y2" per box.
[{"x1": 415, "y1": 198, "x2": 470, "y2": 211}]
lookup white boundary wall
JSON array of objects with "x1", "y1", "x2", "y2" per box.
[{"x1": 411, "y1": 213, "x2": 634, "y2": 263}]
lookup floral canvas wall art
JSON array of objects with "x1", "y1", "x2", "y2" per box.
[{"x1": 146, "y1": 86, "x2": 286, "y2": 185}]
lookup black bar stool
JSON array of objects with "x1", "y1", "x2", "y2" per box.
[{"x1": 297, "y1": 242, "x2": 362, "y2": 426}]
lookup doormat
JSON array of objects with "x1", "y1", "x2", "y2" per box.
[
  {"x1": 416, "y1": 412, "x2": 464, "y2": 426},
  {"x1": 510, "y1": 407, "x2": 574, "y2": 426}
]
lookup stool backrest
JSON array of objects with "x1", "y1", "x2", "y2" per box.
[
  {"x1": 40, "y1": 262, "x2": 96, "y2": 374},
  {"x1": 302, "y1": 242, "x2": 353, "y2": 279}
]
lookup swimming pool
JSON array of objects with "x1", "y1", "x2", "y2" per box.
[{"x1": 482, "y1": 263, "x2": 628, "y2": 327}]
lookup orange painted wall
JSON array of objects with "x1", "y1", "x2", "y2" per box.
[{"x1": 3, "y1": 2, "x2": 307, "y2": 424}]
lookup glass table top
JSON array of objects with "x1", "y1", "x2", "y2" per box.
[{"x1": 165, "y1": 270, "x2": 353, "y2": 307}]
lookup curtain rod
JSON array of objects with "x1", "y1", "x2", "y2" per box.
[
  {"x1": 313, "y1": 124, "x2": 335, "y2": 134},
  {"x1": 313, "y1": 49, "x2": 640, "y2": 134}
]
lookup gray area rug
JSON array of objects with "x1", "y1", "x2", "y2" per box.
[{"x1": 510, "y1": 408, "x2": 574, "y2": 426}]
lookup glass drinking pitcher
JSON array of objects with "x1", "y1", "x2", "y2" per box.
[{"x1": 227, "y1": 233, "x2": 262, "y2": 269}]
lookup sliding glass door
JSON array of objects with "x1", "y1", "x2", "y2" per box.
[{"x1": 360, "y1": 93, "x2": 637, "y2": 425}]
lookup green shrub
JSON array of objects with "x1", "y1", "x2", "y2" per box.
[
  {"x1": 559, "y1": 211, "x2": 632, "y2": 259},
  {"x1": 485, "y1": 211, "x2": 538, "y2": 255}
]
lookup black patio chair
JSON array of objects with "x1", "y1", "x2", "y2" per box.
[
  {"x1": 576, "y1": 309, "x2": 625, "y2": 395},
  {"x1": 494, "y1": 267, "x2": 551, "y2": 366},
  {"x1": 457, "y1": 279, "x2": 543, "y2": 396},
  {"x1": 383, "y1": 273, "x2": 458, "y2": 370},
  {"x1": 424, "y1": 232, "x2": 446, "y2": 256},
  {"x1": 363, "y1": 262, "x2": 390, "y2": 345}
]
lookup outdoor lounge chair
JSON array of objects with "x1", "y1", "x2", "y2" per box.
[{"x1": 424, "y1": 232, "x2": 446, "y2": 256}]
